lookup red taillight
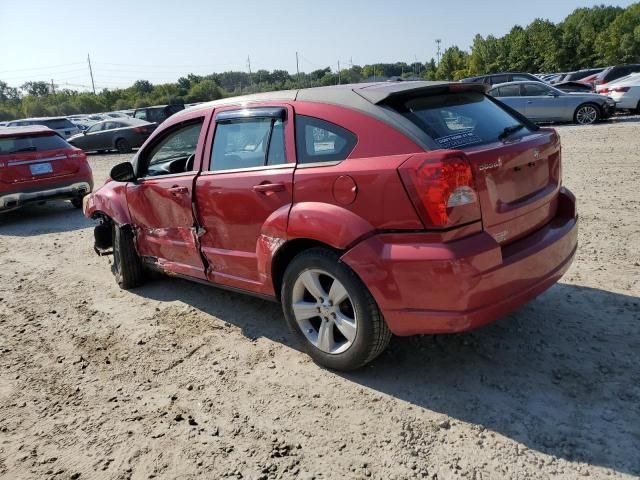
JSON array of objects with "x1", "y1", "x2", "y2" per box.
[
  {"x1": 398, "y1": 151, "x2": 480, "y2": 228},
  {"x1": 598, "y1": 87, "x2": 609, "y2": 94},
  {"x1": 611, "y1": 86, "x2": 630, "y2": 93},
  {"x1": 133, "y1": 127, "x2": 145, "y2": 133},
  {"x1": 68, "y1": 150, "x2": 86, "y2": 162}
]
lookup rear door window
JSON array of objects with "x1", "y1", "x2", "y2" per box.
[
  {"x1": 295, "y1": 116, "x2": 357, "y2": 164},
  {"x1": 522, "y1": 83, "x2": 554, "y2": 96},
  {"x1": 387, "y1": 91, "x2": 532, "y2": 149},
  {"x1": 0, "y1": 134, "x2": 70, "y2": 154},
  {"x1": 490, "y1": 75, "x2": 509, "y2": 85},
  {"x1": 495, "y1": 85, "x2": 521, "y2": 97}
]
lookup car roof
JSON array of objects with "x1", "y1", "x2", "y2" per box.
[
  {"x1": 12, "y1": 116, "x2": 70, "y2": 122},
  {"x1": 178, "y1": 81, "x2": 487, "y2": 118},
  {"x1": 0, "y1": 125, "x2": 57, "y2": 138},
  {"x1": 489, "y1": 81, "x2": 536, "y2": 89}
]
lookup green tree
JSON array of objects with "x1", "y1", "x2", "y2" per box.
[
  {"x1": 21, "y1": 81, "x2": 50, "y2": 97},
  {"x1": 436, "y1": 46, "x2": 469, "y2": 80},
  {"x1": 187, "y1": 79, "x2": 222, "y2": 102},
  {"x1": 596, "y1": 3, "x2": 640, "y2": 64},
  {"x1": 559, "y1": 5, "x2": 623, "y2": 69},
  {"x1": 133, "y1": 79, "x2": 154, "y2": 95}
]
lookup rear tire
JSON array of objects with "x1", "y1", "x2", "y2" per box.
[
  {"x1": 635, "y1": 100, "x2": 640, "y2": 115},
  {"x1": 281, "y1": 247, "x2": 391, "y2": 371},
  {"x1": 574, "y1": 103, "x2": 600, "y2": 125},
  {"x1": 116, "y1": 138, "x2": 132, "y2": 154},
  {"x1": 112, "y1": 223, "x2": 144, "y2": 289}
]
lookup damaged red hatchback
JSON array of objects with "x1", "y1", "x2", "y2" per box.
[{"x1": 85, "y1": 81, "x2": 578, "y2": 370}]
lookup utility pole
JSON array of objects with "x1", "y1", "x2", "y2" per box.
[
  {"x1": 247, "y1": 55, "x2": 252, "y2": 85},
  {"x1": 435, "y1": 39, "x2": 442, "y2": 66},
  {"x1": 87, "y1": 53, "x2": 96, "y2": 94},
  {"x1": 50, "y1": 79, "x2": 56, "y2": 95},
  {"x1": 337, "y1": 60, "x2": 341, "y2": 85},
  {"x1": 295, "y1": 52, "x2": 301, "y2": 88}
]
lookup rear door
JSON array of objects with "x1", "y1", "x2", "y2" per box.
[
  {"x1": 492, "y1": 84, "x2": 527, "y2": 115},
  {"x1": 195, "y1": 104, "x2": 295, "y2": 293},
  {"x1": 522, "y1": 83, "x2": 567, "y2": 121},
  {"x1": 82, "y1": 122, "x2": 111, "y2": 150},
  {"x1": 125, "y1": 113, "x2": 210, "y2": 279}
]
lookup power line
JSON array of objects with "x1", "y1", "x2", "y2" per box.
[{"x1": 0, "y1": 62, "x2": 85, "y2": 74}]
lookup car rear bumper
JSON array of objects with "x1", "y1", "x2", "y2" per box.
[
  {"x1": 341, "y1": 187, "x2": 578, "y2": 336},
  {"x1": 0, "y1": 178, "x2": 93, "y2": 212}
]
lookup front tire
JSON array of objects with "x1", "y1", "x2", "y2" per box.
[
  {"x1": 112, "y1": 223, "x2": 144, "y2": 289},
  {"x1": 281, "y1": 248, "x2": 391, "y2": 371},
  {"x1": 116, "y1": 138, "x2": 132, "y2": 154},
  {"x1": 574, "y1": 103, "x2": 600, "y2": 125}
]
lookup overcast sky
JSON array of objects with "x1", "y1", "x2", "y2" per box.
[{"x1": 0, "y1": 0, "x2": 636, "y2": 90}]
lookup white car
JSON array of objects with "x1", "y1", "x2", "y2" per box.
[
  {"x1": 6, "y1": 117, "x2": 81, "y2": 138},
  {"x1": 596, "y1": 73, "x2": 640, "y2": 113}
]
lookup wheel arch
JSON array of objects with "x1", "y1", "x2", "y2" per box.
[{"x1": 271, "y1": 238, "x2": 343, "y2": 301}]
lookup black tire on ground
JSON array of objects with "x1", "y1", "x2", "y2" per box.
[
  {"x1": 112, "y1": 223, "x2": 144, "y2": 289},
  {"x1": 115, "y1": 138, "x2": 132, "y2": 154},
  {"x1": 573, "y1": 103, "x2": 600, "y2": 125},
  {"x1": 635, "y1": 100, "x2": 640, "y2": 115},
  {"x1": 70, "y1": 197, "x2": 84, "y2": 209},
  {"x1": 281, "y1": 247, "x2": 391, "y2": 371}
]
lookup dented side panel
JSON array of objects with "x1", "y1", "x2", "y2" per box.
[{"x1": 126, "y1": 175, "x2": 206, "y2": 279}]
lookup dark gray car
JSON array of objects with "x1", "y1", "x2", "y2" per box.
[
  {"x1": 488, "y1": 81, "x2": 615, "y2": 125},
  {"x1": 68, "y1": 118, "x2": 155, "y2": 153}
]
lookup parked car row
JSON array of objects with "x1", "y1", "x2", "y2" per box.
[
  {"x1": 1, "y1": 103, "x2": 188, "y2": 154},
  {"x1": 461, "y1": 64, "x2": 640, "y2": 124}
]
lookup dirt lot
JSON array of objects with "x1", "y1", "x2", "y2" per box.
[{"x1": 1, "y1": 117, "x2": 639, "y2": 480}]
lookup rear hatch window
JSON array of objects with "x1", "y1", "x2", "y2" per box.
[
  {"x1": 388, "y1": 91, "x2": 532, "y2": 149},
  {"x1": 0, "y1": 134, "x2": 71, "y2": 154},
  {"x1": 41, "y1": 119, "x2": 76, "y2": 130}
]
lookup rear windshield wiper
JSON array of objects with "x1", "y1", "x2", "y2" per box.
[
  {"x1": 8, "y1": 146, "x2": 37, "y2": 153},
  {"x1": 498, "y1": 124, "x2": 524, "y2": 141}
]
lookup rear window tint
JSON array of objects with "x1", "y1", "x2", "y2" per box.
[
  {"x1": 388, "y1": 92, "x2": 531, "y2": 149},
  {"x1": 295, "y1": 116, "x2": 357, "y2": 164},
  {"x1": 40, "y1": 119, "x2": 75, "y2": 129},
  {"x1": 0, "y1": 134, "x2": 70, "y2": 155}
]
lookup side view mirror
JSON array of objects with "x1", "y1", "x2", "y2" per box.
[
  {"x1": 82, "y1": 131, "x2": 87, "y2": 135},
  {"x1": 110, "y1": 162, "x2": 136, "y2": 182}
]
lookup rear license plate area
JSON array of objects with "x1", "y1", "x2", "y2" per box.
[{"x1": 30, "y1": 163, "x2": 53, "y2": 175}]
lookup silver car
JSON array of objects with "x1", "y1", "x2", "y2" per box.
[{"x1": 488, "y1": 81, "x2": 615, "y2": 125}]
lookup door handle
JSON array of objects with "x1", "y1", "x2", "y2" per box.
[
  {"x1": 168, "y1": 186, "x2": 189, "y2": 196},
  {"x1": 527, "y1": 101, "x2": 533, "y2": 104},
  {"x1": 252, "y1": 182, "x2": 285, "y2": 193}
]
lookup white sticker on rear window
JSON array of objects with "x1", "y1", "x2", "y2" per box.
[{"x1": 435, "y1": 130, "x2": 482, "y2": 149}]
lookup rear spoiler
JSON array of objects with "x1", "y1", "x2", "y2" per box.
[{"x1": 354, "y1": 81, "x2": 489, "y2": 105}]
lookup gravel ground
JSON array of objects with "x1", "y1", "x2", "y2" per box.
[{"x1": 0, "y1": 116, "x2": 639, "y2": 480}]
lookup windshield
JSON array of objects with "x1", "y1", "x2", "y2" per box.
[{"x1": 389, "y1": 91, "x2": 532, "y2": 149}]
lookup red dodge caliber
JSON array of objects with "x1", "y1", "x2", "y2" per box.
[
  {"x1": 1, "y1": 126, "x2": 93, "y2": 212},
  {"x1": 85, "y1": 82, "x2": 578, "y2": 370}
]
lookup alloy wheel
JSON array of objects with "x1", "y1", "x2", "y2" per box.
[
  {"x1": 291, "y1": 268, "x2": 357, "y2": 355},
  {"x1": 576, "y1": 105, "x2": 598, "y2": 125}
]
